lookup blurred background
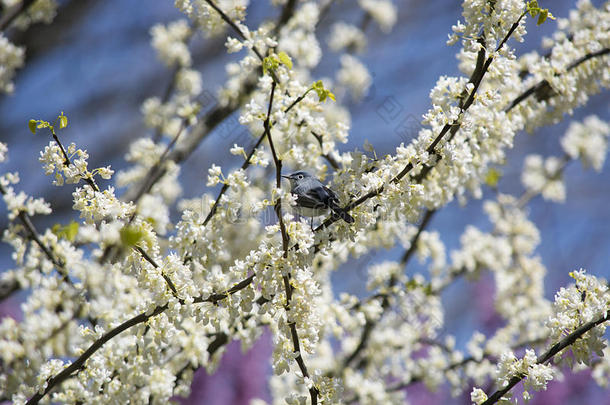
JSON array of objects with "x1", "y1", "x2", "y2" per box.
[{"x1": 0, "y1": 0, "x2": 608, "y2": 403}]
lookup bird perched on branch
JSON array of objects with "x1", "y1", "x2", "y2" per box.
[{"x1": 282, "y1": 171, "x2": 354, "y2": 227}]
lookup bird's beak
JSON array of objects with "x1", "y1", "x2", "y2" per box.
[{"x1": 281, "y1": 175, "x2": 291, "y2": 179}]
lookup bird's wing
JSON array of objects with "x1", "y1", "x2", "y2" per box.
[
  {"x1": 293, "y1": 185, "x2": 332, "y2": 209},
  {"x1": 295, "y1": 187, "x2": 328, "y2": 209},
  {"x1": 321, "y1": 185, "x2": 339, "y2": 202}
]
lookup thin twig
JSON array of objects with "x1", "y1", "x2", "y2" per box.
[
  {"x1": 203, "y1": 0, "x2": 280, "y2": 84},
  {"x1": 123, "y1": 0, "x2": 299, "y2": 207},
  {"x1": 400, "y1": 209, "x2": 436, "y2": 266},
  {"x1": 0, "y1": 184, "x2": 70, "y2": 286},
  {"x1": 129, "y1": 120, "x2": 188, "y2": 211},
  {"x1": 134, "y1": 246, "x2": 178, "y2": 296},
  {"x1": 387, "y1": 337, "x2": 548, "y2": 394},
  {"x1": 311, "y1": 131, "x2": 340, "y2": 170}
]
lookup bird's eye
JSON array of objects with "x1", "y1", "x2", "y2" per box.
[{"x1": 298, "y1": 175, "x2": 303, "y2": 179}]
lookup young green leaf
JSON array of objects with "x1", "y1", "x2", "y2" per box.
[
  {"x1": 311, "y1": 80, "x2": 336, "y2": 103},
  {"x1": 120, "y1": 225, "x2": 144, "y2": 246},
  {"x1": 536, "y1": 8, "x2": 555, "y2": 25},
  {"x1": 28, "y1": 119, "x2": 37, "y2": 134},
  {"x1": 59, "y1": 113, "x2": 68, "y2": 129},
  {"x1": 278, "y1": 51, "x2": 292, "y2": 69},
  {"x1": 262, "y1": 55, "x2": 279, "y2": 76},
  {"x1": 485, "y1": 168, "x2": 502, "y2": 188},
  {"x1": 51, "y1": 221, "x2": 80, "y2": 242}
]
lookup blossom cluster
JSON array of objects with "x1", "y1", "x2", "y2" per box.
[
  {"x1": 0, "y1": 1, "x2": 609, "y2": 404},
  {"x1": 0, "y1": 0, "x2": 58, "y2": 93}
]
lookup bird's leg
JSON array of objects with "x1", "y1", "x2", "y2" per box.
[{"x1": 310, "y1": 216, "x2": 314, "y2": 232}]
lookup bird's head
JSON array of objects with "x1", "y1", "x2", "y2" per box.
[{"x1": 281, "y1": 171, "x2": 313, "y2": 185}]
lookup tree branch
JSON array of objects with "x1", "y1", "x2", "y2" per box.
[
  {"x1": 266, "y1": 80, "x2": 319, "y2": 404},
  {"x1": 481, "y1": 312, "x2": 610, "y2": 405},
  {"x1": 505, "y1": 47, "x2": 609, "y2": 113},
  {"x1": 25, "y1": 272, "x2": 257, "y2": 404},
  {"x1": 201, "y1": 86, "x2": 313, "y2": 227},
  {"x1": 0, "y1": 183, "x2": 72, "y2": 296},
  {"x1": 311, "y1": 131, "x2": 340, "y2": 170},
  {"x1": 134, "y1": 245, "x2": 178, "y2": 296},
  {"x1": 310, "y1": 15, "x2": 607, "y2": 238},
  {"x1": 0, "y1": 0, "x2": 36, "y2": 32},
  {"x1": 342, "y1": 209, "x2": 436, "y2": 369}
]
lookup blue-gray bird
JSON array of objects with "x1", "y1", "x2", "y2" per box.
[{"x1": 282, "y1": 171, "x2": 354, "y2": 225}]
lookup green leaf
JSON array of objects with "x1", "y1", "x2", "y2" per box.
[
  {"x1": 63, "y1": 221, "x2": 79, "y2": 241},
  {"x1": 120, "y1": 225, "x2": 144, "y2": 246},
  {"x1": 262, "y1": 55, "x2": 279, "y2": 76},
  {"x1": 277, "y1": 51, "x2": 292, "y2": 69},
  {"x1": 537, "y1": 9, "x2": 547, "y2": 25},
  {"x1": 28, "y1": 119, "x2": 37, "y2": 134},
  {"x1": 37, "y1": 121, "x2": 50, "y2": 130},
  {"x1": 311, "y1": 80, "x2": 335, "y2": 103},
  {"x1": 536, "y1": 8, "x2": 555, "y2": 25},
  {"x1": 526, "y1": 1, "x2": 539, "y2": 17},
  {"x1": 58, "y1": 113, "x2": 68, "y2": 129},
  {"x1": 485, "y1": 168, "x2": 502, "y2": 188},
  {"x1": 423, "y1": 284, "x2": 433, "y2": 296},
  {"x1": 51, "y1": 221, "x2": 79, "y2": 242}
]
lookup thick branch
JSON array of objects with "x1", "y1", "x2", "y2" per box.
[
  {"x1": 0, "y1": 279, "x2": 19, "y2": 301},
  {"x1": 25, "y1": 304, "x2": 168, "y2": 405}
]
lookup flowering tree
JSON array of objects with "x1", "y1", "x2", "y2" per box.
[{"x1": 1, "y1": 0, "x2": 609, "y2": 404}]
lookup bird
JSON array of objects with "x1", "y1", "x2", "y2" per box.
[{"x1": 281, "y1": 171, "x2": 354, "y2": 227}]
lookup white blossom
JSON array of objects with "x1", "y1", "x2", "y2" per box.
[
  {"x1": 561, "y1": 115, "x2": 610, "y2": 171},
  {"x1": 328, "y1": 22, "x2": 367, "y2": 53},
  {"x1": 337, "y1": 54, "x2": 371, "y2": 101},
  {"x1": 2, "y1": 1, "x2": 610, "y2": 404},
  {"x1": 521, "y1": 154, "x2": 566, "y2": 202},
  {"x1": 150, "y1": 19, "x2": 192, "y2": 67},
  {"x1": 0, "y1": 33, "x2": 24, "y2": 94},
  {"x1": 358, "y1": 0, "x2": 397, "y2": 33}
]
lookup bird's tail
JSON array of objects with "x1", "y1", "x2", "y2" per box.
[{"x1": 330, "y1": 204, "x2": 354, "y2": 224}]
